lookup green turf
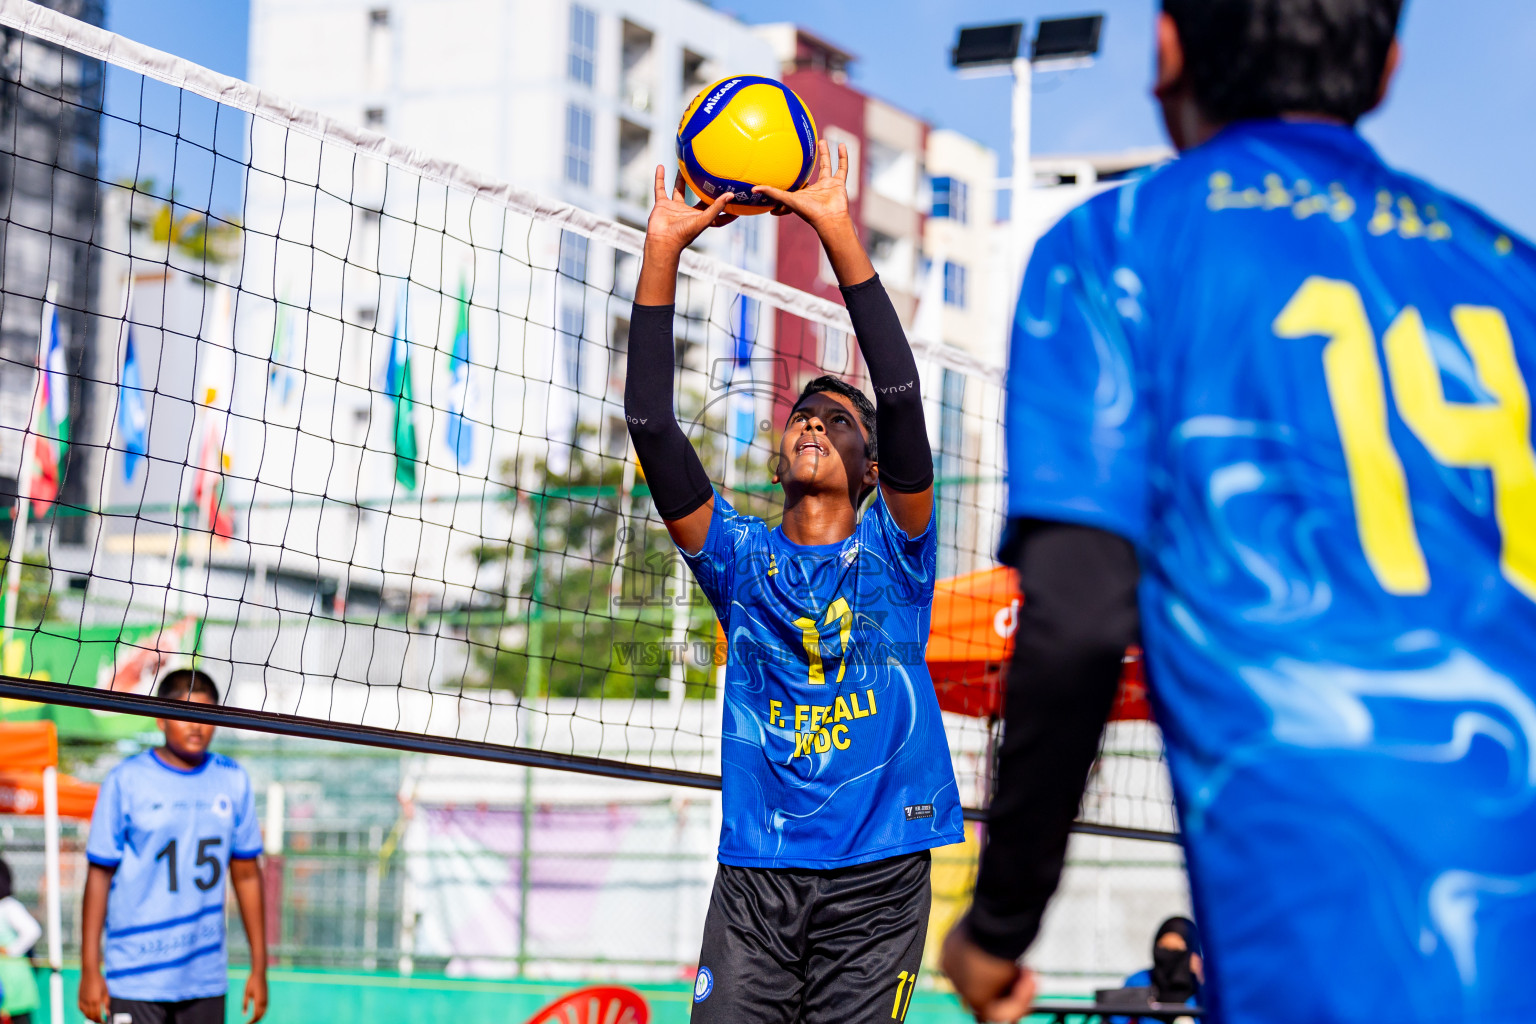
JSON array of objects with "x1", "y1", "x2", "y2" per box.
[{"x1": 39, "y1": 965, "x2": 991, "y2": 1023}]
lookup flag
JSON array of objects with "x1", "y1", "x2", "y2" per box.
[
  {"x1": 191, "y1": 417, "x2": 233, "y2": 539},
  {"x1": 444, "y1": 279, "x2": 473, "y2": 468},
  {"x1": 386, "y1": 289, "x2": 419, "y2": 491},
  {"x1": 118, "y1": 326, "x2": 148, "y2": 480},
  {"x1": 269, "y1": 297, "x2": 297, "y2": 405},
  {"x1": 731, "y1": 297, "x2": 757, "y2": 454},
  {"x1": 27, "y1": 301, "x2": 69, "y2": 516}
]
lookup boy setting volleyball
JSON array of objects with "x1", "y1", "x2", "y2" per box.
[
  {"x1": 80, "y1": 671, "x2": 267, "y2": 1024},
  {"x1": 626, "y1": 133, "x2": 963, "y2": 1022},
  {"x1": 943, "y1": 0, "x2": 1536, "y2": 1021}
]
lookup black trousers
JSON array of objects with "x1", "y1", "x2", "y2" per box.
[
  {"x1": 691, "y1": 850, "x2": 931, "y2": 1024},
  {"x1": 109, "y1": 995, "x2": 226, "y2": 1024}
]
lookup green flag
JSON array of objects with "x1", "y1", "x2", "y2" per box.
[{"x1": 387, "y1": 291, "x2": 418, "y2": 490}]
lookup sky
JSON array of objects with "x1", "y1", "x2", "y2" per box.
[{"x1": 101, "y1": 0, "x2": 1536, "y2": 240}]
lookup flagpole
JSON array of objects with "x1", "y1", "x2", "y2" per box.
[{"x1": 2, "y1": 284, "x2": 55, "y2": 662}]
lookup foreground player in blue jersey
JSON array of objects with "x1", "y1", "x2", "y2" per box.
[
  {"x1": 80, "y1": 671, "x2": 267, "y2": 1024},
  {"x1": 625, "y1": 144, "x2": 964, "y2": 1023},
  {"x1": 943, "y1": 1, "x2": 1536, "y2": 1022}
]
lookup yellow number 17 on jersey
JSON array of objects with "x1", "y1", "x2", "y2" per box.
[{"x1": 1273, "y1": 276, "x2": 1536, "y2": 600}]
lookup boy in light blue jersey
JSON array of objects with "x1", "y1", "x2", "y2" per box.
[{"x1": 80, "y1": 670, "x2": 267, "y2": 1024}]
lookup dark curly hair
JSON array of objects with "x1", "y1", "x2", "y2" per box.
[{"x1": 1163, "y1": 0, "x2": 1404, "y2": 124}]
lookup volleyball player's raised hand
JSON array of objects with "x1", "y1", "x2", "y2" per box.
[
  {"x1": 643, "y1": 164, "x2": 735, "y2": 257},
  {"x1": 753, "y1": 139, "x2": 850, "y2": 234},
  {"x1": 758, "y1": 140, "x2": 873, "y2": 288}
]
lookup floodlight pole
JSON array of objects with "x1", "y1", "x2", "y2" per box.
[{"x1": 1010, "y1": 56, "x2": 1034, "y2": 303}]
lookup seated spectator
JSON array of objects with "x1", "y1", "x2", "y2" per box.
[
  {"x1": 1111, "y1": 916, "x2": 1202, "y2": 1024},
  {"x1": 0, "y1": 855, "x2": 43, "y2": 1024}
]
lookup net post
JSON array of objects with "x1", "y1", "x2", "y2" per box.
[{"x1": 43, "y1": 765, "x2": 63, "y2": 1024}]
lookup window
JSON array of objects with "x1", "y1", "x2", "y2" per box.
[
  {"x1": 823, "y1": 127, "x2": 860, "y2": 200},
  {"x1": 939, "y1": 368, "x2": 965, "y2": 464},
  {"x1": 368, "y1": 7, "x2": 390, "y2": 27},
  {"x1": 932, "y1": 176, "x2": 969, "y2": 224},
  {"x1": 943, "y1": 261, "x2": 967, "y2": 308},
  {"x1": 866, "y1": 141, "x2": 916, "y2": 204},
  {"x1": 681, "y1": 49, "x2": 710, "y2": 95},
  {"x1": 564, "y1": 104, "x2": 593, "y2": 187},
  {"x1": 621, "y1": 20, "x2": 655, "y2": 112},
  {"x1": 558, "y1": 232, "x2": 589, "y2": 280},
  {"x1": 613, "y1": 249, "x2": 639, "y2": 300},
  {"x1": 364, "y1": 107, "x2": 385, "y2": 128},
  {"x1": 568, "y1": 5, "x2": 596, "y2": 87},
  {"x1": 820, "y1": 326, "x2": 849, "y2": 374},
  {"x1": 617, "y1": 118, "x2": 652, "y2": 204},
  {"x1": 559, "y1": 305, "x2": 584, "y2": 387}
]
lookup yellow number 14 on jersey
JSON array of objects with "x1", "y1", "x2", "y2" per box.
[{"x1": 1274, "y1": 276, "x2": 1536, "y2": 600}]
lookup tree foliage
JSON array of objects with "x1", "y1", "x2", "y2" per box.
[
  {"x1": 122, "y1": 177, "x2": 242, "y2": 268},
  {"x1": 470, "y1": 426, "x2": 721, "y2": 700},
  {"x1": 0, "y1": 538, "x2": 60, "y2": 625}
]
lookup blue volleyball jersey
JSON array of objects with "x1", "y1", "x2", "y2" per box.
[
  {"x1": 683, "y1": 490, "x2": 964, "y2": 869},
  {"x1": 1008, "y1": 119, "x2": 1536, "y2": 1023},
  {"x1": 86, "y1": 750, "x2": 261, "y2": 1002}
]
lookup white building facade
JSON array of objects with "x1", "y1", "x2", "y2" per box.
[{"x1": 224, "y1": 0, "x2": 783, "y2": 621}]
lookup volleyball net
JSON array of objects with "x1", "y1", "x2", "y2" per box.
[{"x1": 0, "y1": 0, "x2": 1176, "y2": 840}]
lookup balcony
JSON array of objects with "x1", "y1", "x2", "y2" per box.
[
  {"x1": 617, "y1": 118, "x2": 652, "y2": 208},
  {"x1": 621, "y1": 20, "x2": 655, "y2": 115}
]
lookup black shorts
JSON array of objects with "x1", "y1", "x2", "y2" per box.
[
  {"x1": 691, "y1": 850, "x2": 930, "y2": 1024},
  {"x1": 109, "y1": 995, "x2": 225, "y2": 1024}
]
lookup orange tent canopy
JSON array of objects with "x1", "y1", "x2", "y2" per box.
[
  {"x1": 0, "y1": 720, "x2": 99, "y2": 819},
  {"x1": 0, "y1": 720, "x2": 59, "y2": 770},
  {"x1": 0, "y1": 769, "x2": 100, "y2": 819},
  {"x1": 926, "y1": 566, "x2": 1151, "y2": 722}
]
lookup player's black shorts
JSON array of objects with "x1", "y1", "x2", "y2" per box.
[
  {"x1": 691, "y1": 849, "x2": 930, "y2": 1024},
  {"x1": 110, "y1": 995, "x2": 225, "y2": 1024}
]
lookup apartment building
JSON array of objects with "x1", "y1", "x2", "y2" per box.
[
  {"x1": 0, "y1": 0, "x2": 105, "y2": 543},
  {"x1": 248, "y1": 0, "x2": 780, "y2": 446},
  {"x1": 235, "y1": 0, "x2": 783, "y2": 610}
]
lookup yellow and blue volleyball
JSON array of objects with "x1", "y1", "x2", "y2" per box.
[{"x1": 677, "y1": 76, "x2": 818, "y2": 217}]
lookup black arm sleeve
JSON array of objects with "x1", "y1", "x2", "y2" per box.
[
  {"x1": 624, "y1": 303, "x2": 714, "y2": 521},
  {"x1": 840, "y1": 274, "x2": 933, "y2": 494},
  {"x1": 962, "y1": 518, "x2": 1141, "y2": 961}
]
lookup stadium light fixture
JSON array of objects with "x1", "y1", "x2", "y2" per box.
[
  {"x1": 947, "y1": 14, "x2": 1107, "y2": 296},
  {"x1": 949, "y1": 22, "x2": 1024, "y2": 78},
  {"x1": 1031, "y1": 15, "x2": 1104, "y2": 71}
]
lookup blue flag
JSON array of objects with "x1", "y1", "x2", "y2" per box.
[
  {"x1": 731, "y1": 297, "x2": 757, "y2": 453},
  {"x1": 118, "y1": 326, "x2": 148, "y2": 480},
  {"x1": 445, "y1": 281, "x2": 473, "y2": 468}
]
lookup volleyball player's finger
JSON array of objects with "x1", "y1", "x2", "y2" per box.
[
  {"x1": 654, "y1": 165, "x2": 668, "y2": 204},
  {"x1": 752, "y1": 183, "x2": 795, "y2": 208},
  {"x1": 673, "y1": 172, "x2": 688, "y2": 203},
  {"x1": 693, "y1": 192, "x2": 734, "y2": 222},
  {"x1": 834, "y1": 142, "x2": 849, "y2": 185}
]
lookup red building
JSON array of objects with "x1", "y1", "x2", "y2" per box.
[{"x1": 755, "y1": 26, "x2": 929, "y2": 419}]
